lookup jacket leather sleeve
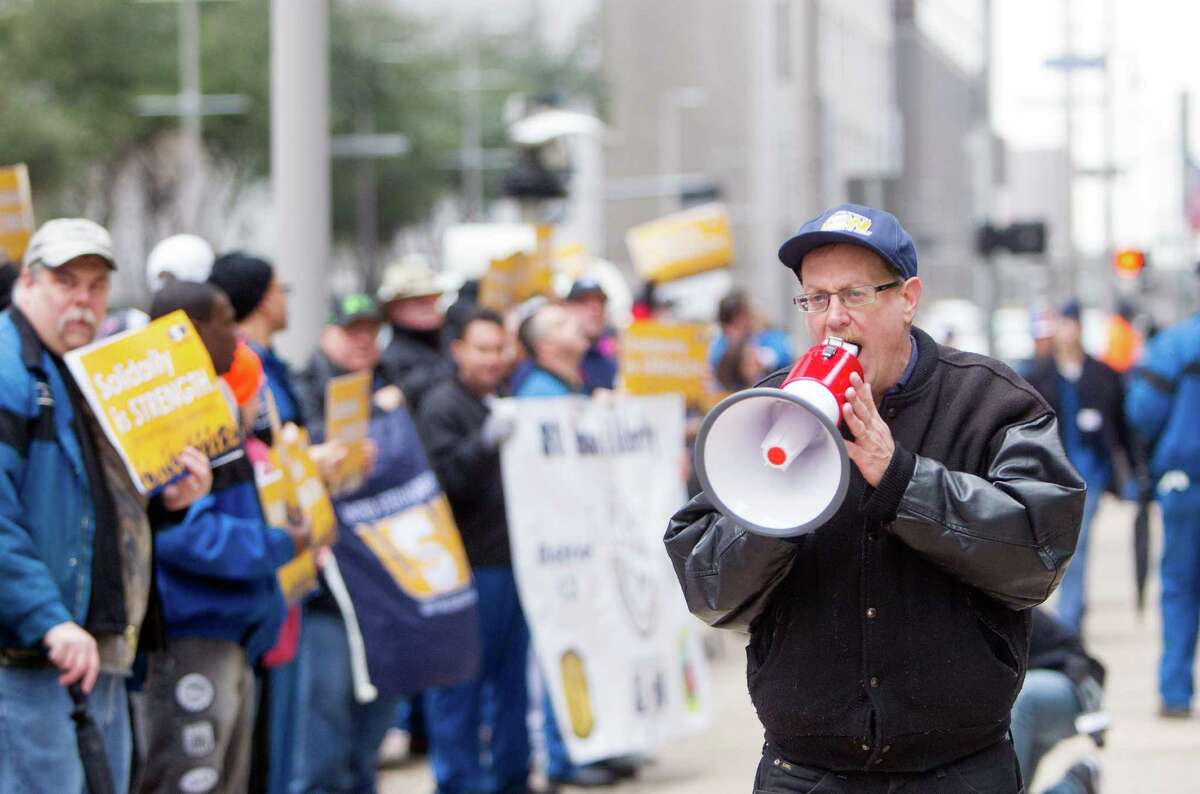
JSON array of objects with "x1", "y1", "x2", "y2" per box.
[
  {"x1": 874, "y1": 412, "x2": 1086, "y2": 610},
  {"x1": 664, "y1": 493, "x2": 798, "y2": 632}
]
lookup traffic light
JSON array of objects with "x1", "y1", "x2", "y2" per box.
[
  {"x1": 1113, "y1": 248, "x2": 1146, "y2": 279},
  {"x1": 976, "y1": 221, "x2": 1048, "y2": 256}
]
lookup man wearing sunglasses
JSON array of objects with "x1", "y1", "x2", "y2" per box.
[{"x1": 666, "y1": 204, "x2": 1087, "y2": 793}]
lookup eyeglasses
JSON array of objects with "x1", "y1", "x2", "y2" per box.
[{"x1": 791, "y1": 280, "x2": 902, "y2": 314}]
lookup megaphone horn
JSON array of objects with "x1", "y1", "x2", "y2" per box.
[{"x1": 695, "y1": 337, "x2": 863, "y2": 538}]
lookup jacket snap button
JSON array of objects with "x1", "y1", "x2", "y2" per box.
[
  {"x1": 861, "y1": 743, "x2": 871, "y2": 751},
  {"x1": 869, "y1": 676, "x2": 880, "y2": 688},
  {"x1": 773, "y1": 758, "x2": 781, "y2": 766},
  {"x1": 866, "y1": 607, "x2": 877, "y2": 619}
]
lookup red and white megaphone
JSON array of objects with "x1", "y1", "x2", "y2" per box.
[{"x1": 695, "y1": 337, "x2": 862, "y2": 538}]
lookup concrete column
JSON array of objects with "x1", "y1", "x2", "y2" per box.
[{"x1": 271, "y1": 0, "x2": 330, "y2": 363}]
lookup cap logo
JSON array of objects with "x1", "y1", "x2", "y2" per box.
[
  {"x1": 820, "y1": 210, "x2": 873, "y2": 237},
  {"x1": 341, "y1": 294, "x2": 373, "y2": 315}
]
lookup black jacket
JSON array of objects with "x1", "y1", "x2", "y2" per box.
[
  {"x1": 1024, "y1": 354, "x2": 1137, "y2": 489},
  {"x1": 665, "y1": 328, "x2": 1085, "y2": 773},
  {"x1": 417, "y1": 378, "x2": 510, "y2": 569},
  {"x1": 293, "y1": 351, "x2": 393, "y2": 444},
  {"x1": 380, "y1": 326, "x2": 455, "y2": 416},
  {"x1": 1029, "y1": 608, "x2": 1105, "y2": 689}
]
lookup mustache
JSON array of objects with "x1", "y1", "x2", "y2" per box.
[{"x1": 59, "y1": 307, "x2": 97, "y2": 330}]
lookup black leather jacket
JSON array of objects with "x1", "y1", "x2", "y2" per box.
[{"x1": 665, "y1": 328, "x2": 1085, "y2": 773}]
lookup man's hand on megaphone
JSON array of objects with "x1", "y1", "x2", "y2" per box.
[{"x1": 841, "y1": 372, "x2": 894, "y2": 488}]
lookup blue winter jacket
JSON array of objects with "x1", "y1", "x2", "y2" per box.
[
  {"x1": 0, "y1": 309, "x2": 96, "y2": 648},
  {"x1": 1126, "y1": 314, "x2": 1200, "y2": 490},
  {"x1": 153, "y1": 445, "x2": 295, "y2": 663}
]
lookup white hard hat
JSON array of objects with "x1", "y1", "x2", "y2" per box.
[{"x1": 146, "y1": 234, "x2": 215, "y2": 291}]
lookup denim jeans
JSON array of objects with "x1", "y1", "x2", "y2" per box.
[
  {"x1": 0, "y1": 667, "x2": 131, "y2": 794},
  {"x1": 1159, "y1": 491, "x2": 1200, "y2": 710},
  {"x1": 290, "y1": 609, "x2": 399, "y2": 794},
  {"x1": 752, "y1": 738, "x2": 1023, "y2": 793},
  {"x1": 1055, "y1": 485, "x2": 1102, "y2": 634},
  {"x1": 426, "y1": 567, "x2": 531, "y2": 794},
  {"x1": 1010, "y1": 669, "x2": 1081, "y2": 789}
]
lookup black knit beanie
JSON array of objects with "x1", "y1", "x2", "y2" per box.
[{"x1": 208, "y1": 252, "x2": 274, "y2": 322}]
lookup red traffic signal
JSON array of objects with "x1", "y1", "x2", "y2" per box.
[{"x1": 1114, "y1": 248, "x2": 1146, "y2": 278}]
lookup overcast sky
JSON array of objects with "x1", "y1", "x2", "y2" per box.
[{"x1": 993, "y1": 0, "x2": 1200, "y2": 257}]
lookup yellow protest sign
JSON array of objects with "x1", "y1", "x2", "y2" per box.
[
  {"x1": 625, "y1": 203, "x2": 733, "y2": 283},
  {"x1": 270, "y1": 425, "x2": 338, "y2": 604},
  {"x1": 0, "y1": 164, "x2": 35, "y2": 264},
  {"x1": 620, "y1": 320, "x2": 713, "y2": 407},
  {"x1": 64, "y1": 310, "x2": 239, "y2": 494},
  {"x1": 324, "y1": 370, "x2": 372, "y2": 496},
  {"x1": 325, "y1": 371, "x2": 371, "y2": 442},
  {"x1": 275, "y1": 425, "x2": 337, "y2": 546},
  {"x1": 478, "y1": 225, "x2": 554, "y2": 311}
]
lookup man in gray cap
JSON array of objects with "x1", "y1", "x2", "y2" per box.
[
  {"x1": 667, "y1": 204, "x2": 1085, "y2": 792},
  {"x1": 0, "y1": 219, "x2": 210, "y2": 793}
]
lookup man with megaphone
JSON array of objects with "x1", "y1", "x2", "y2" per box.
[{"x1": 666, "y1": 204, "x2": 1086, "y2": 793}]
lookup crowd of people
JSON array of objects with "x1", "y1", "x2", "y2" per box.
[
  {"x1": 0, "y1": 203, "x2": 1197, "y2": 794},
  {"x1": 0, "y1": 215, "x2": 675, "y2": 794}
]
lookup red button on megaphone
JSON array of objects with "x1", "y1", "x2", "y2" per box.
[{"x1": 695, "y1": 337, "x2": 862, "y2": 537}]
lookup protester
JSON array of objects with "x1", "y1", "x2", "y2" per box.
[
  {"x1": 135, "y1": 282, "x2": 304, "y2": 794},
  {"x1": 1126, "y1": 269, "x2": 1200, "y2": 719},
  {"x1": 209, "y1": 251, "x2": 305, "y2": 430},
  {"x1": 295, "y1": 292, "x2": 403, "y2": 440},
  {"x1": 708, "y1": 289, "x2": 791, "y2": 373},
  {"x1": 514, "y1": 302, "x2": 625, "y2": 787},
  {"x1": 1025, "y1": 300, "x2": 1137, "y2": 634},
  {"x1": 290, "y1": 293, "x2": 401, "y2": 794},
  {"x1": 515, "y1": 303, "x2": 590, "y2": 399},
  {"x1": 1010, "y1": 609, "x2": 1104, "y2": 794},
  {"x1": 377, "y1": 254, "x2": 455, "y2": 413},
  {"x1": 1100, "y1": 299, "x2": 1143, "y2": 375},
  {"x1": 666, "y1": 204, "x2": 1085, "y2": 792},
  {"x1": 1019, "y1": 308, "x2": 1057, "y2": 378},
  {"x1": 713, "y1": 333, "x2": 771, "y2": 392},
  {"x1": 564, "y1": 278, "x2": 618, "y2": 392},
  {"x1": 146, "y1": 233, "x2": 216, "y2": 291},
  {"x1": 0, "y1": 219, "x2": 209, "y2": 793},
  {"x1": 441, "y1": 277, "x2": 481, "y2": 347},
  {"x1": 208, "y1": 250, "x2": 309, "y2": 794},
  {"x1": 418, "y1": 307, "x2": 535, "y2": 794}
]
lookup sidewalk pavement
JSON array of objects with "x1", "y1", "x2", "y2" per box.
[{"x1": 382, "y1": 494, "x2": 1199, "y2": 793}]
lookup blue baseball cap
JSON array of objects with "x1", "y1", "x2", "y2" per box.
[{"x1": 778, "y1": 203, "x2": 918, "y2": 281}]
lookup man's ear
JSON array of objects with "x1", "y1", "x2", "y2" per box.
[{"x1": 900, "y1": 277, "x2": 922, "y2": 324}]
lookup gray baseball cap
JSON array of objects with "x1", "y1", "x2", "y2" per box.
[{"x1": 23, "y1": 218, "x2": 116, "y2": 270}]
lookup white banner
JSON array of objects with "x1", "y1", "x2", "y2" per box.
[{"x1": 500, "y1": 394, "x2": 713, "y2": 764}]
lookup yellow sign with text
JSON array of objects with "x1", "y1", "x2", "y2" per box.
[
  {"x1": 268, "y1": 426, "x2": 339, "y2": 603},
  {"x1": 620, "y1": 321, "x2": 712, "y2": 407},
  {"x1": 625, "y1": 203, "x2": 733, "y2": 283},
  {"x1": 324, "y1": 370, "x2": 372, "y2": 496},
  {"x1": 0, "y1": 164, "x2": 35, "y2": 264},
  {"x1": 478, "y1": 225, "x2": 554, "y2": 311},
  {"x1": 64, "y1": 310, "x2": 239, "y2": 495}
]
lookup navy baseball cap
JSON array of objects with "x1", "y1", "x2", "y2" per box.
[{"x1": 778, "y1": 203, "x2": 918, "y2": 281}]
